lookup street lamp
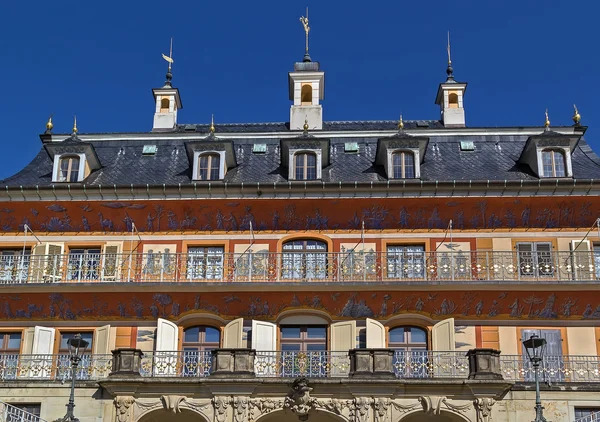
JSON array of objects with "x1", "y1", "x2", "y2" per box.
[
  {"x1": 522, "y1": 334, "x2": 549, "y2": 422},
  {"x1": 61, "y1": 334, "x2": 89, "y2": 422}
]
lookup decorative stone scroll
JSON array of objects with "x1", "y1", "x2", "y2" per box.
[
  {"x1": 115, "y1": 397, "x2": 135, "y2": 422},
  {"x1": 474, "y1": 397, "x2": 496, "y2": 422}
]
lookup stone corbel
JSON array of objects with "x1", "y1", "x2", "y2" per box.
[
  {"x1": 419, "y1": 396, "x2": 446, "y2": 416},
  {"x1": 233, "y1": 397, "x2": 249, "y2": 422},
  {"x1": 351, "y1": 397, "x2": 372, "y2": 422},
  {"x1": 115, "y1": 396, "x2": 135, "y2": 422},
  {"x1": 161, "y1": 395, "x2": 186, "y2": 413},
  {"x1": 213, "y1": 396, "x2": 232, "y2": 422},
  {"x1": 474, "y1": 398, "x2": 496, "y2": 422},
  {"x1": 373, "y1": 398, "x2": 391, "y2": 422}
]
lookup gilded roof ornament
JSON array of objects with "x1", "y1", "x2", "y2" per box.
[
  {"x1": 72, "y1": 115, "x2": 78, "y2": 135},
  {"x1": 573, "y1": 104, "x2": 581, "y2": 125},
  {"x1": 446, "y1": 31, "x2": 454, "y2": 81},
  {"x1": 45, "y1": 115, "x2": 53, "y2": 134},
  {"x1": 544, "y1": 109, "x2": 550, "y2": 130},
  {"x1": 209, "y1": 114, "x2": 216, "y2": 134},
  {"x1": 398, "y1": 113, "x2": 404, "y2": 130},
  {"x1": 303, "y1": 118, "x2": 309, "y2": 134}
]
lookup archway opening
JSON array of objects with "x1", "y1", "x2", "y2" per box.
[
  {"x1": 401, "y1": 410, "x2": 470, "y2": 422},
  {"x1": 138, "y1": 409, "x2": 208, "y2": 422},
  {"x1": 257, "y1": 409, "x2": 346, "y2": 422}
]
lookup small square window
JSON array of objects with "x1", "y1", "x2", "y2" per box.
[
  {"x1": 459, "y1": 141, "x2": 475, "y2": 151},
  {"x1": 344, "y1": 142, "x2": 358, "y2": 153},
  {"x1": 253, "y1": 144, "x2": 267, "y2": 153},
  {"x1": 142, "y1": 145, "x2": 157, "y2": 155}
]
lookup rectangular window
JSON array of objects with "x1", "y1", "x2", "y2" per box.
[
  {"x1": 8, "y1": 404, "x2": 41, "y2": 419},
  {"x1": 575, "y1": 408, "x2": 600, "y2": 420},
  {"x1": 187, "y1": 247, "x2": 224, "y2": 280},
  {"x1": 521, "y1": 329, "x2": 563, "y2": 382},
  {"x1": 59, "y1": 332, "x2": 93, "y2": 352},
  {"x1": 0, "y1": 249, "x2": 30, "y2": 283},
  {"x1": 386, "y1": 245, "x2": 425, "y2": 279},
  {"x1": 516, "y1": 242, "x2": 553, "y2": 277},
  {"x1": 67, "y1": 248, "x2": 101, "y2": 281},
  {"x1": 280, "y1": 325, "x2": 326, "y2": 351},
  {"x1": 0, "y1": 332, "x2": 21, "y2": 352}
]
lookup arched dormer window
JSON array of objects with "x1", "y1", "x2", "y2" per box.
[
  {"x1": 294, "y1": 152, "x2": 317, "y2": 180},
  {"x1": 448, "y1": 92, "x2": 459, "y2": 108},
  {"x1": 197, "y1": 153, "x2": 221, "y2": 181},
  {"x1": 392, "y1": 151, "x2": 415, "y2": 179},
  {"x1": 541, "y1": 149, "x2": 566, "y2": 177},
  {"x1": 160, "y1": 98, "x2": 170, "y2": 113},
  {"x1": 59, "y1": 155, "x2": 80, "y2": 182},
  {"x1": 301, "y1": 84, "x2": 313, "y2": 105}
]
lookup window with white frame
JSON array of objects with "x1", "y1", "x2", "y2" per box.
[
  {"x1": 541, "y1": 149, "x2": 566, "y2": 177},
  {"x1": 58, "y1": 155, "x2": 81, "y2": 182},
  {"x1": 392, "y1": 151, "x2": 416, "y2": 179},
  {"x1": 294, "y1": 152, "x2": 318, "y2": 180},
  {"x1": 193, "y1": 151, "x2": 225, "y2": 181}
]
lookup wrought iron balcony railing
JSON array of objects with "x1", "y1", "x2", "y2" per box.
[
  {"x1": 0, "y1": 401, "x2": 47, "y2": 422},
  {"x1": 1, "y1": 352, "x2": 600, "y2": 382},
  {"x1": 575, "y1": 411, "x2": 600, "y2": 422},
  {"x1": 0, "y1": 250, "x2": 599, "y2": 284}
]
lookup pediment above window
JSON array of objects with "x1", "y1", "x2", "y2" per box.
[
  {"x1": 519, "y1": 130, "x2": 581, "y2": 178},
  {"x1": 375, "y1": 132, "x2": 429, "y2": 179}
]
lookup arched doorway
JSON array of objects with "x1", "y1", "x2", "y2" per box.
[
  {"x1": 257, "y1": 409, "x2": 348, "y2": 422},
  {"x1": 138, "y1": 409, "x2": 208, "y2": 422}
]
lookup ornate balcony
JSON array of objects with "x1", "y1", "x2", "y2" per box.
[
  {"x1": 0, "y1": 401, "x2": 47, "y2": 422},
  {"x1": 0, "y1": 250, "x2": 598, "y2": 284},
  {"x1": 2, "y1": 351, "x2": 598, "y2": 383}
]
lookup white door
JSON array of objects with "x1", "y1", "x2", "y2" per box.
[
  {"x1": 365, "y1": 318, "x2": 385, "y2": 348},
  {"x1": 251, "y1": 320, "x2": 277, "y2": 376},
  {"x1": 155, "y1": 318, "x2": 179, "y2": 376},
  {"x1": 223, "y1": 318, "x2": 244, "y2": 348},
  {"x1": 27, "y1": 326, "x2": 55, "y2": 379},
  {"x1": 330, "y1": 321, "x2": 356, "y2": 376}
]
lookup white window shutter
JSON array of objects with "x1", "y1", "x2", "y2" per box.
[
  {"x1": 45, "y1": 243, "x2": 64, "y2": 282},
  {"x1": 29, "y1": 244, "x2": 47, "y2": 283},
  {"x1": 102, "y1": 242, "x2": 123, "y2": 281},
  {"x1": 365, "y1": 318, "x2": 385, "y2": 348},
  {"x1": 223, "y1": 318, "x2": 244, "y2": 348},
  {"x1": 93, "y1": 325, "x2": 111, "y2": 355},
  {"x1": 21, "y1": 328, "x2": 35, "y2": 354},
  {"x1": 156, "y1": 318, "x2": 178, "y2": 351},
  {"x1": 29, "y1": 326, "x2": 55, "y2": 379},
  {"x1": 330, "y1": 321, "x2": 355, "y2": 377},
  {"x1": 154, "y1": 318, "x2": 179, "y2": 376},
  {"x1": 432, "y1": 318, "x2": 455, "y2": 351},
  {"x1": 251, "y1": 320, "x2": 277, "y2": 376}
]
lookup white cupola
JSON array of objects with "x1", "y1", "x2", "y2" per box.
[
  {"x1": 434, "y1": 38, "x2": 467, "y2": 128},
  {"x1": 152, "y1": 51, "x2": 183, "y2": 131}
]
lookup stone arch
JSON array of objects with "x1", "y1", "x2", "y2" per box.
[
  {"x1": 137, "y1": 408, "x2": 209, "y2": 422},
  {"x1": 276, "y1": 308, "x2": 333, "y2": 324},
  {"x1": 384, "y1": 313, "x2": 435, "y2": 327},
  {"x1": 399, "y1": 409, "x2": 472, "y2": 422},
  {"x1": 256, "y1": 408, "x2": 348, "y2": 422}
]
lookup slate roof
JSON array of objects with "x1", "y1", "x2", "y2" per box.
[{"x1": 3, "y1": 121, "x2": 600, "y2": 187}]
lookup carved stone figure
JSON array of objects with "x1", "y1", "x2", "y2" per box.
[
  {"x1": 284, "y1": 377, "x2": 317, "y2": 420},
  {"x1": 474, "y1": 397, "x2": 496, "y2": 422},
  {"x1": 115, "y1": 397, "x2": 135, "y2": 422},
  {"x1": 374, "y1": 398, "x2": 390, "y2": 422},
  {"x1": 233, "y1": 397, "x2": 249, "y2": 422},
  {"x1": 213, "y1": 396, "x2": 231, "y2": 422},
  {"x1": 352, "y1": 397, "x2": 372, "y2": 422}
]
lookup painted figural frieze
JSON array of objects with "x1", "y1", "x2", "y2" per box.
[{"x1": 2, "y1": 290, "x2": 600, "y2": 321}]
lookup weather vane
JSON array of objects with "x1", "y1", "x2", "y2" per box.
[
  {"x1": 300, "y1": 8, "x2": 310, "y2": 55},
  {"x1": 162, "y1": 37, "x2": 174, "y2": 71},
  {"x1": 447, "y1": 31, "x2": 452, "y2": 65}
]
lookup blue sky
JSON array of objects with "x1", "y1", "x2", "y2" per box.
[{"x1": 1, "y1": 0, "x2": 598, "y2": 180}]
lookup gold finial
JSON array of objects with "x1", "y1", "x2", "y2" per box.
[
  {"x1": 398, "y1": 113, "x2": 404, "y2": 130},
  {"x1": 544, "y1": 109, "x2": 550, "y2": 129},
  {"x1": 303, "y1": 118, "x2": 309, "y2": 132},
  {"x1": 300, "y1": 7, "x2": 310, "y2": 56},
  {"x1": 45, "y1": 115, "x2": 54, "y2": 132},
  {"x1": 162, "y1": 37, "x2": 174, "y2": 71},
  {"x1": 209, "y1": 114, "x2": 215, "y2": 134},
  {"x1": 573, "y1": 104, "x2": 581, "y2": 125},
  {"x1": 72, "y1": 115, "x2": 78, "y2": 134},
  {"x1": 447, "y1": 31, "x2": 452, "y2": 65}
]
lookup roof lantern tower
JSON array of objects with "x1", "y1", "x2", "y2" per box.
[
  {"x1": 152, "y1": 38, "x2": 183, "y2": 131},
  {"x1": 289, "y1": 8, "x2": 325, "y2": 130},
  {"x1": 435, "y1": 32, "x2": 467, "y2": 128}
]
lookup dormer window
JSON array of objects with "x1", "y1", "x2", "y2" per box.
[
  {"x1": 198, "y1": 153, "x2": 221, "y2": 180},
  {"x1": 392, "y1": 151, "x2": 415, "y2": 179},
  {"x1": 59, "y1": 155, "x2": 80, "y2": 182},
  {"x1": 541, "y1": 149, "x2": 566, "y2": 177},
  {"x1": 294, "y1": 152, "x2": 317, "y2": 180}
]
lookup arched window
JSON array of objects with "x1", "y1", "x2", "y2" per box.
[
  {"x1": 294, "y1": 152, "x2": 317, "y2": 180},
  {"x1": 542, "y1": 149, "x2": 566, "y2": 177},
  {"x1": 160, "y1": 98, "x2": 170, "y2": 112},
  {"x1": 448, "y1": 93, "x2": 459, "y2": 108},
  {"x1": 197, "y1": 153, "x2": 221, "y2": 180},
  {"x1": 182, "y1": 325, "x2": 220, "y2": 377},
  {"x1": 389, "y1": 326, "x2": 428, "y2": 378},
  {"x1": 301, "y1": 84, "x2": 313, "y2": 105},
  {"x1": 282, "y1": 239, "x2": 327, "y2": 280},
  {"x1": 59, "y1": 156, "x2": 80, "y2": 182},
  {"x1": 392, "y1": 151, "x2": 415, "y2": 179}
]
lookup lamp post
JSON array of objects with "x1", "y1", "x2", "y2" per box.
[
  {"x1": 61, "y1": 334, "x2": 89, "y2": 422},
  {"x1": 522, "y1": 334, "x2": 549, "y2": 422}
]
